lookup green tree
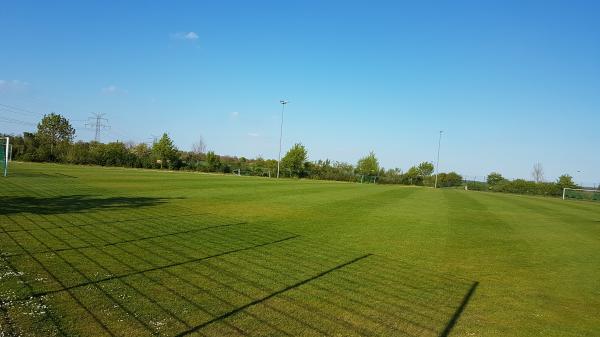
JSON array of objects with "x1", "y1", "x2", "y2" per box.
[
  {"x1": 36, "y1": 113, "x2": 75, "y2": 159},
  {"x1": 437, "y1": 172, "x2": 463, "y2": 187},
  {"x1": 264, "y1": 159, "x2": 278, "y2": 177},
  {"x1": 205, "y1": 151, "x2": 221, "y2": 171},
  {"x1": 356, "y1": 151, "x2": 379, "y2": 176},
  {"x1": 64, "y1": 141, "x2": 87, "y2": 164},
  {"x1": 103, "y1": 142, "x2": 130, "y2": 166},
  {"x1": 417, "y1": 162, "x2": 434, "y2": 176},
  {"x1": 445, "y1": 172, "x2": 463, "y2": 187},
  {"x1": 131, "y1": 143, "x2": 153, "y2": 168},
  {"x1": 281, "y1": 143, "x2": 308, "y2": 177},
  {"x1": 152, "y1": 133, "x2": 177, "y2": 169},
  {"x1": 405, "y1": 166, "x2": 421, "y2": 185},
  {"x1": 556, "y1": 174, "x2": 577, "y2": 189},
  {"x1": 487, "y1": 172, "x2": 506, "y2": 186}
]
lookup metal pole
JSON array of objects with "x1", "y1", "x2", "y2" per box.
[
  {"x1": 434, "y1": 131, "x2": 443, "y2": 188},
  {"x1": 277, "y1": 100, "x2": 288, "y2": 179}
]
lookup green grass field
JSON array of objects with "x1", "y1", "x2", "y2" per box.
[{"x1": 1, "y1": 162, "x2": 598, "y2": 337}]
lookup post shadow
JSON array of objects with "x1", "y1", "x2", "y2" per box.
[{"x1": 439, "y1": 281, "x2": 479, "y2": 337}]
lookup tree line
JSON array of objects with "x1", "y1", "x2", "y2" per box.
[
  {"x1": 3, "y1": 113, "x2": 463, "y2": 186},
  {"x1": 463, "y1": 170, "x2": 582, "y2": 197},
  {"x1": 3, "y1": 113, "x2": 590, "y2": 196}
]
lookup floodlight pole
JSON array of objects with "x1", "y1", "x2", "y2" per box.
[
  {"x1": 276, "y1": 100, "x2": 289, "y2": 179},
  {"x1": 434, "y1": 131, "x2": 443, "y2": 188}
]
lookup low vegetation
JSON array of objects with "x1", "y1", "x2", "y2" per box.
[{"x1": 465, "y1": 171, "x2": 582, "y2": 197}]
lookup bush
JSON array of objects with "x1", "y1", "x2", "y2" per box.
[
  {"x1": 467, "y1": 181, "x2": 488, "y2": 191},
  {"x1": 436, "y1": 172, "x2": 463, "y2": 187},
  {"x1": 491, "y1": 179, "x2": 562, "y2": 197}
]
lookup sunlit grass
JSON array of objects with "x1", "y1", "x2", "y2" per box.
[{"x1": 1, "y1": 162, "x2": 598, "y2": 336}]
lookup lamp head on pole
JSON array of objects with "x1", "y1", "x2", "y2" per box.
[{"x1": 280, "y1": 100, "x2": 289, "y2": 105}]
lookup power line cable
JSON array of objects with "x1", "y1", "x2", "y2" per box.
[
  {"x1": 0, "y1": 107, "x2": 39, "y2": 126},
  {"x1": 0, "y1": 116, "x2": 37, "y2": 127},
  {"x1": 0, "y1": 102, "x2": 87, "y2": 122},
  {"x1": 0, "y1": 103, "x2": 43, "y2": 116}
]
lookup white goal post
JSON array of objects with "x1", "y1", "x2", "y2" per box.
[
  {"x1": 1, "y1": 137, "x2": 9, "y2": 177},
  {"x1": 562, "y1": 187, "x2": 600, "y2": 201}
]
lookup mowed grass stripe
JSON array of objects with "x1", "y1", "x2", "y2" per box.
[
  {"x1": 2, "y1": 201, "x2": 252, "y2": 256},
  {"x1": 225, "y1": 243, "x2": 468, "y2": 336},
  {"x1": 440, "y1": 189, "x2": 600, "y2": 336},
  {"x1": 17, "y1": 197, "x2": 384, "y2": 334},
  {"x1": 264, "y1": 247, "x2": 461, "y2": 314},
  {"x1": 0, "y1": 212, "x2": 212, "y2": 233},
  {"x1": 237, "y1": 235, "x2": 471, "y2": 304},
  {"x1": 36, "y1": 217, "x2": 366, "y2": 334},
  {"x1": 0, "y1": 223, "x2": 118, "y2": 336},
  {"x1": 5, "y1": 217, "x2": 287, "y2": 296},
  {"x1": 29, "y1": 220, "x2": 298, "y2": 335},
  {"x1": 173, "y1": 254, "x2": 372, "y2": 337},
  {"x1": 439, "y1": 281, "x2": 480, "y2": 337},
  {"x1": 19, "y1": 235, "x2": 299, "y2": 299},
  {"x1": 33, "y1": 209, "x2": 238, "y2": 250},
  {"x1": 161, "y1": 232, "x2": 467, "y2": 336},
  {"x1": 3, "y1": 221, "x2": 246, "y2": 257},
  {"x1": 212, "y1": 249, "x2": 439, "y2": 336},
  {"x1": 3, "y1": 211, "x2": 186, "y2": 336}
]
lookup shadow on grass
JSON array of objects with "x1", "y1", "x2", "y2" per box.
[
  {"x1": 439, "y1": 281, "x2": 479, "y2": 337},
  {"x1": 2, "y1": 208, "x2": 479, "y2": 337},
  {"x1": 7, "y1": 171, "x2": 74, "y2": 178},
  {"x1": 0, "y1": 195, "x2": 170, "y2": 215}
]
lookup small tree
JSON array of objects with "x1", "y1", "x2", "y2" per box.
[
  {"x1": 36, "y1": 113, "x2": 75, "y2": 159},
  {"x1": 205, "y1": 151, "x2": 221, "y2": 171},
  {"x1": 437, "y1": 172, "x2": 463, "y2": 187},
  {"x1": 152, "y1": 133, "x2": 177, "y2": 169},
  {"x1": 487, "y1": 172, "x2": 505, "y2": 186},
  {"x1": 281, "y1": 143, "x2": 308, "y2": 177},
  {"x1": 532, "y1": 163, "x2": 544, "y2": 183},
  {"x1": 556, "y1": 174, "x2": 577, "y2": 190},
  {"x1": 405, "y1": 166, "x2": 421, "y2": 185},
  {"x1": 356, "y1": 151, "x2": 379, "y2": 176},
  {"x1": 445, "y1": 172, "x2": 463, "y2": 187},
  {"x1": 131, "y1": 143, "x2": 153, "y2": 168},
  {"x1": 417, "y1": 162, "x2": 434, "y2": 177},
  {"x1": 265, "y1": 159, "x2": 278, "y2": 177}
]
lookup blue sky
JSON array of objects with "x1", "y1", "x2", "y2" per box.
[{"x1": 1, "y1": 1, "x2": 599, "y2": 185}]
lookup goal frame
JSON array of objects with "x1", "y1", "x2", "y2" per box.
[
  {"x1": 562, "y1": 187, "x2": 599, "y2": 200},
  {"x1": 1, "y1": 137, "x2": 9, "y2": 177}
]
